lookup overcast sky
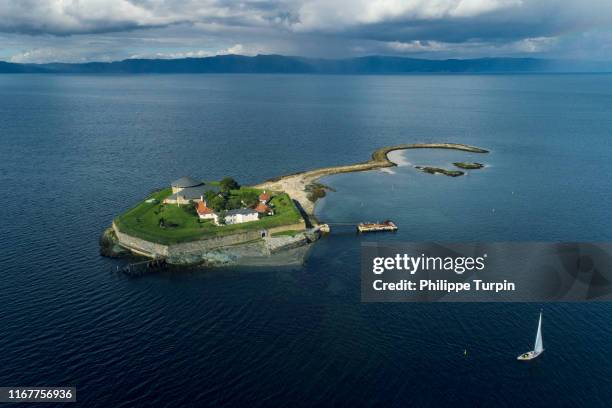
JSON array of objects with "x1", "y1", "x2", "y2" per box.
[{"x1": 2, "y1": 0, "x2": 612, "y2": 63}]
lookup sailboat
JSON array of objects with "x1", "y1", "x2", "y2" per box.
[{"x1": 517, "y1": 311, "x2": 544, "y2": 361}]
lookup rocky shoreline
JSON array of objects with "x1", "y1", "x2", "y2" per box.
[{"x1": 101, "y1": 225, "x2": 321, "y2": 267}]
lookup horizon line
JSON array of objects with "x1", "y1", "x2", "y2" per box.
[{"x1": 3, "y1": 54, "x2": 612, "y2": 66}]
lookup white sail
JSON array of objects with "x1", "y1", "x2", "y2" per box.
[{"x1": 534, "y1": 311, "x2": 543, "y2": 353}]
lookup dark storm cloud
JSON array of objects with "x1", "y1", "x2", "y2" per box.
[{"x1": 302, "y1": 0, "x2": 612, "y2": 44}]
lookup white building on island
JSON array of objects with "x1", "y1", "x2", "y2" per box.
[
  {"x1": 196, "y1": 201, "x2": 259, "y2": 226},
  {"x1": 169, "y1": 177, "x2": 263, "y2": 226},
  {"x1": 196, "y1": 201, "x2": 219, "y2": 223},
  {"x1": 224, "y1": 208, "x2": 259, "y2": 225}
]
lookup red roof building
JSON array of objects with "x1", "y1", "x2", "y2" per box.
[
  {"x1": 254, "y1": 203, "x2": 271, "y2": 214},
  {"x1": 196, "y1": 201, "x2": 215, "y2": 216},
  {"x1": 259, "y1": 191, "x2": 271, "y2": 203}
]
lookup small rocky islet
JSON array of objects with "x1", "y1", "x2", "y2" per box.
[
  {"x1": 453, "y1": 162, "x2": 485, "y2": 170},
  {"x1": 414, "y1": 166, "x2": 465, "y2": 177},
  {"x1": 414, "y1": 161, "x2": 485, "y2": 177}
]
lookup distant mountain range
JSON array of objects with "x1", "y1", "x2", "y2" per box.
[{"x1": 1, "y1": 55, "x2": 611, "y2": 74}]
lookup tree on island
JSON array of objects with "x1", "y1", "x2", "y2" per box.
[
  {"x1": 203, "y1": 189, "x2": 219, "y2": 203},
  {"x1": 227, "y1": 195, "x2": 243, "y2": 210},
  {"x1": 209, "y1": 195, "x2": 227, "y2": 212},
  {"x1": 238, "y1": 190, "x2": 259, "y2": 207},
  {"x1": 220, "y1": 177, "x2": 240, "y2": 193}
]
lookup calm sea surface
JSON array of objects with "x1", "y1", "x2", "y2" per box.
[{"x1": 1, "y1": 74, "x2": 611, "y2": 407}]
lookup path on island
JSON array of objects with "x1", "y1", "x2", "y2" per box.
[{"x1": 254, "y1": 143, "x2": 489, "y2": 217}]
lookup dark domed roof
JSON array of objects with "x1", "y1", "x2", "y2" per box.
[{"x1": 171, "y1": 176, "x2": 203, "y2": 189}]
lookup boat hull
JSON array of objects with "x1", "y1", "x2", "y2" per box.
[{"x1": 517, "y1": 350, "x2": 543, "y2": 361}]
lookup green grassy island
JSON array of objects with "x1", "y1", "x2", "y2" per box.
[
  {"x1": 104, "y1": 143, "x2": 488, "y2": 266},
  {"x1": 453, "y1": 162, "x2": 485, "y2": 170},
  {"x1": 114, "y1": 179, "x2": 303, "y2": 245}
]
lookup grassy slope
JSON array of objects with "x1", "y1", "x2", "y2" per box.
[
  {"x1": 270, "y1": 229, "x2": 303, "y2": 237},
  {"x1": 114, "y1": 187, "x2": 302, "y2": 244}
]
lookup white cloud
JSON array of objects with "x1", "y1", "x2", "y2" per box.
[
  {"x1": 293, "y1": 0, "x2": 524, "y2": 31},
  {"x1": 8, "y1": 42, "x2": 267, "y2": 63},
  {"x1": 450, "y1": 0, "x2": 522, "y2": 18},
  {"x1": 386, "y1": 40, "x2": 449, "y2": 53},
  {"x1": 126, "y1": 43, "x2": 263, "y2": 60},
  {"x1": 9, "y1": 47, "x2": 107, "y2": 63},
  {"x1": 0, "y1": 0, "x2": 178, "y2": 34},
  {"x1": 513, "y1": 36, "x2": 557, "y2": 53},
  {"x1": 0, "y1": 0, "x2": 274, "y2": 35}
]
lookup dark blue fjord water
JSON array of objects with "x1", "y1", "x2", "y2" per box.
[{"x1": 0, "y1": 74, "x2": 611, "y2": 407}]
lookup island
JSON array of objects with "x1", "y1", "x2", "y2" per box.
[
  {"x1": 414, "y1": 166, "x2": 465, "y2": 177},
  {"x1": 101, "y1": 177, "x2": 312, "y2": 266},
  {"x1": 101, "y1": 142, "x2": 488, "y2": 267},
  {"x1": 453, "y1": 162, "x2": 485, "y2": 170}
]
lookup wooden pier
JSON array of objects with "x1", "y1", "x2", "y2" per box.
[
  {"x1": 357, "y1": 220, "x2": 398, "y2": 233},
  {"x1": 319, "y1": 220, "x2": 398, "y2": 233},
  {"x1": 116, "y1": 257, "x2": 168, "y2": 276}
]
